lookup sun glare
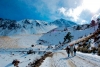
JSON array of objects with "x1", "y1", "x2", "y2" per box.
[{"x1": 82, "y1": 0, "x2": 100, "y2": 13}]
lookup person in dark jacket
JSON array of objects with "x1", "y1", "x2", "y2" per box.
[
  {"x1": 73, "y1": 46, "x2": 76, "y2": 56},
  {"x1": 66, "y1": 46, "x2": 70, "y2": 57}
]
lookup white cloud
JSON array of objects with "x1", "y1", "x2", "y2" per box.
[
  {"x1": 58, "y1": 3, "x2": 100, "y2": 24},
  {"x1": 58, "y1": 6, "x2": 83, "y2": 22},
  {"x1": 58, "y1": 7, "x2": 66, "y2": 15}
]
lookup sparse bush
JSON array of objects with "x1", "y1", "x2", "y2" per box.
[
  {"x1": 27, "y1": 50, "x2": 34, "y2": 54},
  {"x1": 12, "y1": 59, "x2": 20, "y2": 67},
  {"x1": 91, "y1": 47, "x2": 96, "y2": 54},
  {"x1": 31, "y1": 45, "x2": 34, "y2": 47},
  {"x1": 76, "y1": 25, "x2": 81, "y2": 30},
  {"x1": 87, "y1": 24, "x2": 90, "y2": 28},
  {"x1": 80, "y1": 47, "x2": 83, "y2": 52},
  {"x1": 79, "y1": 47, "x2": 88, "y2": 53},
  {"x1": 39, "y1": 43, "x2": 41, "y2": 45},
  {"x1": 88, "y1": 49, "x2": 92, "y2": 53},
  {"x1": 28, "y1": 52, "x2": 52, "y2": 67},
  {"x1": 77, "y1": 47, "x2": 81, "y2": 51},
  {"x1": 82, "y1": 47, "x2": 88, "y2": 53},
  {"x1": 86, "y1": 44, "x2": 91, "y2": 49}
]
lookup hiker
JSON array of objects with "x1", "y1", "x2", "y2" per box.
[
  {"x1": 73, "y1": 46, "x2": 76, "y2": 56},
  {"x1": 66, "y1": 46, "x2": 70, "y2": 57},
  {"x1": 70, "y1": 44, "x2": 74, "y2": 57}
]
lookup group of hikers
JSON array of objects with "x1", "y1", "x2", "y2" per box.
[{"x1": 66, "y1": 44, "x2": 76, "y2": 57}]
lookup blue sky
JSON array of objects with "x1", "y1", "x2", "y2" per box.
[{"x1": 0, "y1": 0, "x2": 100, "y2": 24}]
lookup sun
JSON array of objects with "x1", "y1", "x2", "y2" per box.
[{"x1": 82, "y1": 0, "x2": 100, "y2": 13}]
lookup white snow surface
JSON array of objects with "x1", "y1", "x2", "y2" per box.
[{"x1": 0, "y1": 51, "x2": 41, "y2": 67}]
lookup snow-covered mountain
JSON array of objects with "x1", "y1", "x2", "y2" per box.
[
  {"x1": 0, "y1": 18, "x2": 57, "y2": 36},
  {"x1": 0, "y1": 18, "x2": 78, "y2": 36},
  {"x1": 50, "y1": 18, "x2": 77, "y2": 27}
]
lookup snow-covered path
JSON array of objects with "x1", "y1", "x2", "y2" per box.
[
  {"x1": 40, "y1": 50, "x2": 76, "y2": 67},
  {"x1": 40, "y1": 51, "x2": 100, "y2": 67},
  {"x1": 40, "y1": 51, "x2": 70, "y2": 67}
]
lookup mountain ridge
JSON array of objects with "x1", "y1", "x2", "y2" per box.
[{"x1": 0, "y1": 18, "x2": 77, "y2": 36}]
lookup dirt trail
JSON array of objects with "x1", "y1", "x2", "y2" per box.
[
  {"x1": 50, "y1": 52, "x2": 76, "y2": 67},
  {"x1": 67, "y1": 60, "x2": 76, "y2": 67}
]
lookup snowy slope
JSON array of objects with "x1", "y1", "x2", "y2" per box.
[
  {"x1": 0, "y1": 24, "x2": 98, "y2": 49},
  {"x1": 37, "y1": 25, "x2": 98, "y2": 46},
  {"x1": 0, "y1": 51, "x2": 42, "y2": 67}
]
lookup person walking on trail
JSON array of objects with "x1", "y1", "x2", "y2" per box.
[
  {"x1": 70, "y1": 44, "x2": 74, "y2": 57},
  {"x1": 73, "y1": 46, "x2": 76, "y2": 56},
  {"x1": 66, "y1": 46, "x2": 70, "y2": 57}
]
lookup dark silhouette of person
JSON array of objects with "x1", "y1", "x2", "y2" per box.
[
  {"x1": 66, "y1": 46, "x2": 70, "y2": 57},
  {"x1": 73, "y1": 46, "x2": 76, "y2": 56}
]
